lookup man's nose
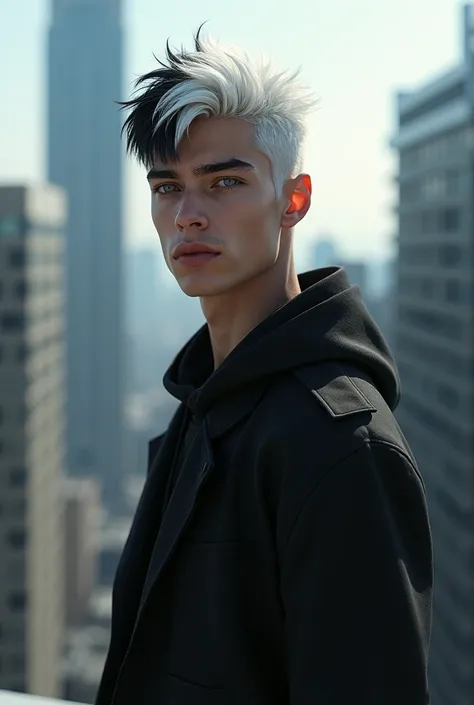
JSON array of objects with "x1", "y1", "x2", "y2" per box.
[{"x1": 175, "y1": 194, "x2": 209, "y2": 231}]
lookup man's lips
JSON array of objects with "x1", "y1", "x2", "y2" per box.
[
  {"x1": 172, "y1": 242, "x2": 221, "y2": 266},
  {"x1": 172, "y1": 242, "x2": 220, "y2": 258},
  {"x1": 174, "y1": 251, "x2": 221, "y2": 266}
]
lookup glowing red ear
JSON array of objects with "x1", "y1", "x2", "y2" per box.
[
  {"x1": 287, "y1": 175, "x2": 312, "y2": 213},
  {"x1": 287, "y1": 192, "x2": 306, "y2": 213}
]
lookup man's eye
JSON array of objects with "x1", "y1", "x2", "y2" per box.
[
  {"x1": 153, "y1": 183, "x2": 179, "y2": 194},
  {"x1": 215, "y1": 177, "x2": 242, "y2": 189}
]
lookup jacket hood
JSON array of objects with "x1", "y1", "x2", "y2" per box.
[{"x1": 163, "y1": 267, "x2": 400, "y2": 418}]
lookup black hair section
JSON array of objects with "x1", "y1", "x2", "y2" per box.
[{"x1": 118, "y1": 24, "x2": 208, "y2": 166}]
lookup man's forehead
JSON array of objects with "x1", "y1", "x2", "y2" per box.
[{"x1": 148, "y1": 155, "x2": 259, "y2": 175}]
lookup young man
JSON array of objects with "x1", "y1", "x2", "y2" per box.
[{"x1": 97, "y1": 31, "x2": 433, "y2": 705}]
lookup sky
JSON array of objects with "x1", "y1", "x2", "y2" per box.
[{"x1": 0, "y1": 0, "x2": 465, "y2": 261}]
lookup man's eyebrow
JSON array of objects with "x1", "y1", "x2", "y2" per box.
[
  {"x1": 146, "y1": 167, "x2": 178, "y2": 180},
  {"x1": 193, "y1": 159, "x2": 255, "y2": 176},
  {"x1": 146, "y1": 159, "x2": 255, "y2": 181}
]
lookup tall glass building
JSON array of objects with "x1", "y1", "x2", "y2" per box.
[{"x1": 47, "y1": 0, "x2": 125, "y2": 511}]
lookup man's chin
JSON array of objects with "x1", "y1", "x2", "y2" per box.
[{"x1": 176, "y1": 274, "x2": 234, "y2": 298}]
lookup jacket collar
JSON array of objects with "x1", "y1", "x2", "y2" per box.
[
  {"x1": 164, "y1": 267, "x2": 353, "y2": 439},
  {"x1": 205, "y1": 380, "x2": 268, "y2": 439}
]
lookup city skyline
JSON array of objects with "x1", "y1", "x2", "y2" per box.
[{"x1": 1, "y1": 3, "x2": 474, "y2": 703}]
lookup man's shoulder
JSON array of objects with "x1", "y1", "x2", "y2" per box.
[
  {"x1": 261, "y1": 360, "x2": 385, "y2": 419},
  {"x1": 253, "y1": 362, "x2": 423, "y2": 530},
  {"x1": 257, "y1": 361, "x2": 410, "y2": 460}
]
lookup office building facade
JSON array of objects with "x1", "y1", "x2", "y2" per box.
[
  {"x1": 0, "y1": 184, "x2": 66, "y2": 696},
  {"x1": 391, "y1": 5, "x2": 474, "y2": 703}
]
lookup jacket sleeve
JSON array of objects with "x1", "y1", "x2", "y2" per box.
[{"x1": 279, "y1": 441, "x2": 433, "y2": 705}]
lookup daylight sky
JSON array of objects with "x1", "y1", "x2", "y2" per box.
[{"x1": 0, "y1": 0, "x2": 466, "y2": 260}]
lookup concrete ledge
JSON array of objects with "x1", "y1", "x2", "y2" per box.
[{"x1": 0, "y1": 692, "x2": 84, "y2": 705}]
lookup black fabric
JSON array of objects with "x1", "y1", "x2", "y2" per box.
[
  {"x1": 96, "y1": 267, "x2": 433, "y2": 705},
  {"x1": 162, "y1": 412, "x2": 200, "y2": 514}
]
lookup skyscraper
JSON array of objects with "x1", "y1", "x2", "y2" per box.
[
  {"x1": 63, "y1": 477, "x2": 100, "y2": 628},
  {"x1": 311, "y1": 237, "x2": 339, "y2": 269},
  {"x1": 0, "y1": 184, "x2": 66, "y2": 697},
  {"x1": 47, "y1": 0, "x2": 124, "y2": 510},
  {"x1": 391, "y1": 5, "x2": 474, "y2": 703}
]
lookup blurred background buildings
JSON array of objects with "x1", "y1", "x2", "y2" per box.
[
  {"x1": 392, "y1": 6, "x2": 474, "y2": 702},
  {"x1": 48, "y1": 0, "x2": 125, "y2": 514},
  {"x1": 0, "y1": 1, "x2": 473, "y2": 703},
  {"x1": 0, "y1": 185, "x2": 66, "y2": 697}
]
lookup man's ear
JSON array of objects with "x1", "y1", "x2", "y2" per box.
[{"x1": 281, "y1": 174, "x2": 312, "y2": 229}]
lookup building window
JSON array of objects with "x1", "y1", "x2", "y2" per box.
[
  {"x1": 399, "y1": 305, "x2": 463, "y2": 339},
  {"x1": 421, "y1": 210, "x2": 437, "y2": 235},
  {"x1": 400, "y1": 147, "x2": 420, "y2": 171},
  {"x1": 8, "y1": 500, "x2": 26, "y2": 516},
  {"x1": 1, "y1": 312, "x2": 25, "y2": 332},
  {"x1": 440, "y1": 207, "x2": 460, "y2": 232},
  {"x1": 8, "y1": 592, "x2": 26, "y2": 612},
  {"x1": 8, "y1": 248, "x2": 25, "y2": 268},
  {"x1": 446, "y1": 170, "x2": 460, "y2": 196},
  {"x1": 421, "y1": 174, "x2": 446, "y2": 201},
  {"x1": 7, "y1": 530, "x2": 26, "y2": 550},
  {"x1": 0, "y1": 215, "x2": 21, "y2": 237},
  {"x1": 445, "y1": 280, "x2": 460, "y2": 302},
  {"x1": 439, "y1": 245, "x2": 462, "y2": 267},
  {"x1": 400, "y1": 242, "x2": 436, "y2": 265},
  {"x1": 14, "y1": 281, "x2": 27, "y2": 300},
  {"x1": 402, "y1": 394, "x2": 463, "y2": 449},
  {"x1": 420, "y1": 278, "x2": 434, "y2": 298},
  {"x1": 9, "y1": 468, "x2": 26, "y2": 487},
  {"x1": 397, "y1": 331, "x2": 470, "y2": 378},
  {"x1": 16, "y1": 345, "x2": 27, "y2": 363},
  {"x1": 399, "y1": 83, "x2": 464, "y2": 127},
  {"x1": 400, "y1": 180, "x2": 421, "y2": 202}
]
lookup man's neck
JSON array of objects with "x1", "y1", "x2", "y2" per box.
[{"x1": 201, "y1": 257, "x2": 301, "y2": 369}]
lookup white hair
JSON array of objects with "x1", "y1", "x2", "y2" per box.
[{"x1": 122, "y1": 32, "x2": 317, "y2": 194}]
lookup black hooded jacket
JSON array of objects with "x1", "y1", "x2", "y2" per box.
[{"x1": 96, "y1": 267, "x2": 433, "y2": 705}]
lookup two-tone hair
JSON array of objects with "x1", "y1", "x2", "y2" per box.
[{"x1": 120, "y1": 28, "x2": 316, "y2": 193}]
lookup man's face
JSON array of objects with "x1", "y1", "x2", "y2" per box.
[{"x1": 147, "y1": 116, "x2": 309, "y2": 297}]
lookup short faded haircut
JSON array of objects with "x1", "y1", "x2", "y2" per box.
[{"x1": 120, "y1": 28, "x2": 316, "y2": 194}]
